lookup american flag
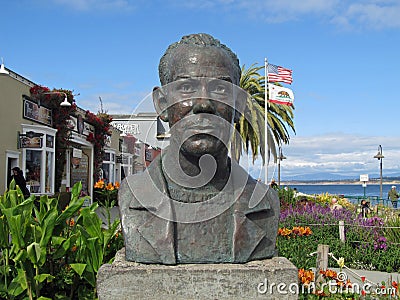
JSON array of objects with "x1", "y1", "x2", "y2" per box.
[{"x1": 267, "y1": 64, "x2": 293, "y2": 84}]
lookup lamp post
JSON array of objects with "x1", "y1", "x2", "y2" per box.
[
  {"x1": 277, "y1": 146, "x2": 286, "y2": 187},
  {"x1": 42, "y1": 91, "x2": 71, "y2": 107},
  {"x1": 374, "y1": 145, "x2": 384, "y2": 199},
  {"x1": 0, "y1": 57, "x2": 10, "y2": 75}
]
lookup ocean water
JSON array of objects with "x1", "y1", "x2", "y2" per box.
[{"x1": 287, "y1": 184, "x2": 396, "y2": 198}]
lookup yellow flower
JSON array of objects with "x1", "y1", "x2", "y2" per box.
[{"x1": 337, "y1": 257, "x2": 345, "y2": 268}]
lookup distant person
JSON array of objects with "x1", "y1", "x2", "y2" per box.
[
  {"x1": 10, "y1": 167, "x2": 30, "y2": 198},
  {"x1": 361, "y1": 199, "x2": 371, "y2": 218},
  {"x1": 270, "y1": 178, "x2": 278, "y2": 190},
  {"x1": 388, "y1": 186, "x2": 399, "y2": 209},
  {"x1": 330, "y1": 197, "x2": 342, "y2": 211}
]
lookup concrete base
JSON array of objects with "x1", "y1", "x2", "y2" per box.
[{"x1": 97, "y1": 248, "x2": 298, "y2": 299}]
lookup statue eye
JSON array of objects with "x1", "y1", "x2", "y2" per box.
[
  {"x1": 214, "y1": 85, "x2": 226, "y2": 93},
  {"x1": 179, "y1": 83, "x2": 195, "y2": 93},
  {"x1": 210, "y1": 82, "x2": 230, "y2": 95}
]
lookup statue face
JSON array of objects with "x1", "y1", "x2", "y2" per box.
[{"x1": 162, "y1": 46, "x2": 237, "y2": 157}]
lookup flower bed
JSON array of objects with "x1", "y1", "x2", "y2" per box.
[{"x1": 278, "y1": 188, "x2": 400, "y2": 273}]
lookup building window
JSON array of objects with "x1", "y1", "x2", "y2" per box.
[
  {"x1": 101, "y1": 150, "x2": 116, "y2": 183},
  {"x1": 119, "y1": 154, "x2": 133, "y2": 182},
  {"x1": 22, "y1": 125, "x2": 57, "y2": 195}
]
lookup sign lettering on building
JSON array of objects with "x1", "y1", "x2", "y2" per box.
[
  {"x1": 23, "y1": 99, "x2": 52, "y2": 126},
  {"x1": 111, "y1": 121, "x2": 140, "y2": 135},
  {"x1": 18, "y1": 132, "x2": 43, "y2": 149},
  {"x1": 67, "y1": 116, "x2": 95, "y2": 137}
]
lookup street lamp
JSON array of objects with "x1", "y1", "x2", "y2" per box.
[
  {"x1": 277, "y1": 146, "x2": 286, "y2": 187},
  {"x1": 0, "y1": 58, "x2": 9, "y2": 75},
  {"x1": 41, "y1": 91, "x2": 71, "y2": 107},
  {"x1": 374, "y1": 145, "x2": 384, "y2": 199}
]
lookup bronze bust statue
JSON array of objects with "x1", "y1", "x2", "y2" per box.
[{"x1": 119, "y1": 33, "x2": 279, "y2": 264}]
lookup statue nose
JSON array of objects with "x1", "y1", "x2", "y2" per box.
[{"x1": 192, "y1": 98, "x2": 215, "y2": 114}]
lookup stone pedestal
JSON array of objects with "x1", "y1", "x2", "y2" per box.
[{"x1": 97, "y1": 249, "x2": 298, "y2": 299}]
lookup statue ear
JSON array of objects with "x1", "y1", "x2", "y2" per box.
[{"x1": 152, "y1": 86, "x2": 169, "y2": 122}]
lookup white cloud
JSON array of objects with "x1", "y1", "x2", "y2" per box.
[
  {"x1": 280, "y1": 133, "x2": 400, "y2": 179},
  {"x1": 77, "y1": 90, "x2": 154, "y2": 115},
  {"x1": 51, "y1": 0, "x2": 135, "y2": 11},
  {"x1": 169, "y1": 0, "x2": 400, "y2": 29},
  {"x1": 344, "y1": 2, "x2": 400, "y2": 29},
  {"x1": 242, "y1": 133, "x2": 400, "y2": 181}
]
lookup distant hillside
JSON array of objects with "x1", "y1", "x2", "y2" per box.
[
  {"x1": 282, "y1": 176, "x2": 400, "y2": 185},
  {"x1": 282, "y1": 172, "x2": 400, "y2": 183}
]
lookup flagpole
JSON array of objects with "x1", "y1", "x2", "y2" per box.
[{"x1": 264, "y1": 58, "x2": 269, "y2": 185}]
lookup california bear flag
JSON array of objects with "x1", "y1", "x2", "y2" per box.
[{"x1": 268, "y1": 83, "x2": 294, "y2": 106}]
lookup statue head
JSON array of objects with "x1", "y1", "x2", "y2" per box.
[
  {"x1": 153, "y1": 33, "x2": 243, "y2": 158},
  {"x1": 158, "y1": 33, "x2": 241, "y2": 86}
]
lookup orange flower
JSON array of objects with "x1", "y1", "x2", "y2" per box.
[
  {"x1": 94, "y1": 179, "x2": 105, "y2": 189},
  {"x1": 302, "y1": 227, "x2": 312, "y2": 235},
  {"x1": 106, "y1": 182, "x2": 114, "y2": 191},
  {"x1": 345, "y1": 279, "x2": 352, "y2": 288},
  {"x1": 62, "y1": 205, "x2": 69, "y2": 213},
  {"x1": 114, "y1": 181, "x2": 120, "y2": 189},
  {"x1": 298, "y1": 268, "x2": 315, "y2": 286},
  {"x1": 71, "y1": 245, "x2": 78, "y2": 252},
  {"x1": 320, "y1": 269, "x2": 337, "y2": 279},
  {"x1": 66, "y1": 218, "x2": 75, "y2": 227},
  {"x1": 278, "y1": 227, "x2": 292, "y2": 237},
  {"x1": 279, "y1": 226, "x2": 312, "y2": 237},
  {"x1": 292, "y1": 226, "x2": 301, "y2": 235}
]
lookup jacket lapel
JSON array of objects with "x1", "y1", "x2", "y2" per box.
[{"x1": 232, "y1": 181, "x2": 271, "y2": 262}]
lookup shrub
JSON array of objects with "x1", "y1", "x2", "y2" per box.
[{"x1": 0, "y1": 181, "x2": 123, "y2": 299}]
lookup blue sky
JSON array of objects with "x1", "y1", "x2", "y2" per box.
[{"x1": 2, "y1": 0, "x2": 400, "y2": 180}]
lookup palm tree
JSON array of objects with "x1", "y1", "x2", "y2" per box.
[{"x1": 231, "y1": 64, "x2": 295, "y2": 164}]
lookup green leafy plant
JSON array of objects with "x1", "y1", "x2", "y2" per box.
[
  {"x1": 385, "y1": 213, "x2": 400, "y2": 244},
  {"x1": 0, "y1": 181, "x2": 123, "y2": 299}
]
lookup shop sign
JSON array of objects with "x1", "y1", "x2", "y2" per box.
[
  {"x1": 145, "y1": 149, "x2": 152, "y2": 162},
  {"x1": 116, "y1": 155, "x2": 129, "y2": 164},
  {"x1": 111, "y1": 121, "x2": 140, "y2": 135},
  {"x1": 73, "y1": 148, "x2": 82, "y2": 158},
  {"x1": 23, "y1": 99, "x2": 52, "y2": 126},
  {"x1": 18, "y1": 131, "x2": 43, "y2": 148},
  {"x1": 68, "y1": 116, "x2": 95, "y2": 137}
]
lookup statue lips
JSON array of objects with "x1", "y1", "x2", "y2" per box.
[
  {"x1": 183, "y1": 119, "x2": 224, "y2": 136},
  {"x1": 186, "y1": 125, "x2": 217, "y2": 135}
]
